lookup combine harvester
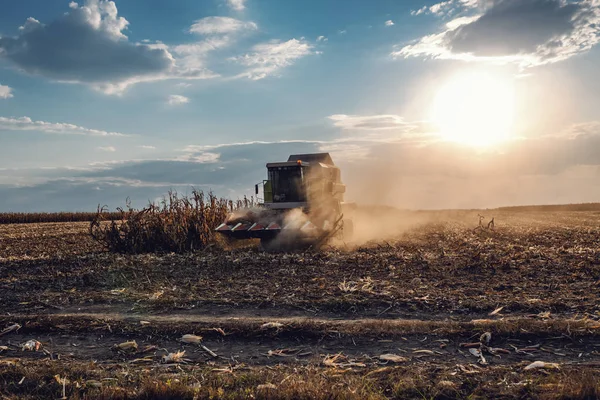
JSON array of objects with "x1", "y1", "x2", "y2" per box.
[{"x1": 216, "y1": 153, "x2": 354, "y2": 249}]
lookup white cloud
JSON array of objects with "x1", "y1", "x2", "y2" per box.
[
  {"x1": 0, "y1": 116, "x2": 129, "y2": 136},
  {"x1": 226, "y1": 0, "x2": 247, "y2": 11},
  {"x1": 429, "y1": 0, "x2": 454, "y2": 16},
  {"x1": 385, "y1": 20, "x2": 395, "y2": 26},
  {"x1": 0, "y1": 84, "x2": 13, "y2": 99},
  {"x1": 411, "y1": 0, "x2": 478, "y2": 17},
  {"x1": 139, "y1": 145, "x2": 157, "y2": 150},
  {"x1": 172, "y1": 36, "x2": 232, "y2": 74},
  {"x1": 189, "y1": 17, "x2": 257, "y2": 35},
  {"x1": 98, "y1": 146, "x2": 116, "y2": 152},
  {"x1": 338, "y1": 29, "x2": 347, "y2": 34},
  {"x1": 172, "y1": 18, "x2": 258, "y2": 76},
  {"x1": 167, "y1": 94, "x2": 190, "y2": 105},
  {"x1": 411, "y1": 6, "x2": 428, "y2": 16},
  {"x1": 0, "y1": 1, "x2": 317, "y2": 93},
  {"x1": 397, "y1": 0, "x2": 600, "y2": 68},
  {"x1": 317, "y1": 35, "x2": 328, "y2": 42},
  {"x1": 0, "y1": 0, "x2": 222, "y2": 95},
  {"x1": 232, "y1": 39, "x2": 315, "y2": 80}
]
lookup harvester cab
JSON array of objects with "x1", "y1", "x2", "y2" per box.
[{"x1": 216, "y1": 153, "x2": 354, "y2": 249}]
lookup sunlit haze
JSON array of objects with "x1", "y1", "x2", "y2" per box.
[{"x1": 432, "y1": 71, "x2": 515, "y2": 147}]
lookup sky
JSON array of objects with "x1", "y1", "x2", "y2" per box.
[{"x1": 1, "y1": 0, "x2": 600, "y2": 212}]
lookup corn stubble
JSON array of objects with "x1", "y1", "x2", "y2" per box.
[{"x1": 90, "y1": 190, "x2": 242, "y2": 254}]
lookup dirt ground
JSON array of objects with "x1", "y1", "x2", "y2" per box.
[{"x1": 0, "y1": 210, "x2": 599, "y2": 399}]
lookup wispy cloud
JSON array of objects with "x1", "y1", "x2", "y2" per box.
[
  {"x1": 172, "y1": 36, "x2": 232, "y2": 74},
  {"x1": 172, "y1": 17, "x2": 258, "y2": 79},
  {"x1": 167, "y1": 94, "x2": 190, "y2": 105},
  {"x1": 97, "y1": 146, "x2": 116, "y2": 152},
  {"x1": 189, "y1": 17, "x2": 257, "y2": 35},
  {"x1": 317, "y1": 35, "x2": 328, "y2": 42},
  {"x1": 0, "y1": 116, "x2": 129, "y2": 136},
  {"x1": 0, "y1": 84, "x2": 13, "y2": 99},
  {"x1": 177, "y1": 152, "x2": 221, "y2": 163},
  {"x1": 398, "y1": 0, "x2": 600, "y2": 68},
  {"x1": 329, "y1": 114, "x2": 412, "y2": 130},
  {"x1": 226, "y1": 0, "x2": 246, "y2": 11},
  {"x1": 182, "y1": 139, "x2": 321, "y2": 153},
  {"x1": 139, "y1": 145, "x2": 157, "y2": 150},
  {"x1": 385, "y1": 20, "x2": 394, "y2": 27},
  {"x1": 411, "y1": 6, "x2": 428, "y2": 16},
  {"x1": 232, "y1": 39, "x2": 315, "y2": 80},
  {"x1": 411, "y1": 0, "x2": 477, "y2": 17}
]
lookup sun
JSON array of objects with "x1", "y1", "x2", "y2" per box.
[{"x1": 431, "y1": 71, "x2": 515, "y2": 147}]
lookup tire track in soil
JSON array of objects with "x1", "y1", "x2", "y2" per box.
[{"x1": 1, "y1": 310, "x2": 599, "y2": 369}]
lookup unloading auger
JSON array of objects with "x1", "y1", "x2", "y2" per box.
[{"x1": 215, "y1": 153, "x2": 354, "y2": 249}]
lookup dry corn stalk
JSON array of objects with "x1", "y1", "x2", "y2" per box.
[
  {"x1": 469, "y1": 348, "x2": 487, "y2": 365},
  {"x1": 257, "y1": 383, "x2": 277, "y2": 391},
  {"x1": 379, "y1": 354, "x2": 407, "y2": 363},
  {"x1": 0, "y1": 323, "x2": 21, "y2": 336},
  {"x1": 150, "y1": 291, "x2": 164, "y2": 300},
  {"x1": 211, "y1": 327, "x2": 226, "y2": 336},
  {"x1": 261, "y1": 322, "x2": 284, "y2": 330},
  {"x1": 54, "y1": 375, "x2": 68, "y2": 399},
  {"x1": 268, "y1": 349, "x2": 296, "y2": 357},
  {"x1": 162, "y1": 350, "x2": 186, "y2": 363},
  {"x1": 114, "y1": 340, "x2": 138, "y2": 351},
  {"x1": 180, "y1": 334, "x2": 202, "y2": 344},
  {"x1": 21, "y1": 340, "x2": 42, "y2": 352},
  {"x1": 469, "y1": 348, "x2": 481, "y2": 357},
  {"x1": 413, "y1": 350, "x2": 435, "y2": 355},
  {"x1": 489, "y1": 306, "x2": 504, "y2": 316},
  {"x1": 90, "y1": 190, "x2": 232, "y2": 254},
  {"x1": 86, "y1": 380, "x2": 102, "y2": 388},
  {"x1": 524, "y1": 361, "x2": 560, "y2": 371},
  {"x1": 323, "y1": 353, "x2": 366, "y2": 368}
]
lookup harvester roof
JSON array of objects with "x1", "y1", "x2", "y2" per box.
[{"x1": 287, "y1": 153, "x2": 334, "y2": 165}]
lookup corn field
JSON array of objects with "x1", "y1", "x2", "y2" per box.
[
  {"x1": 90, "y1": 190, "x2": 253, "y2": 254},
  {"x1": 0, "y1": 211, "x2": 122, "y2": 225}
]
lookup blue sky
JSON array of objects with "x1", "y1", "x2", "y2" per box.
[{"x1": 1, "y1": 0, "x2": 600, "y2": 211}]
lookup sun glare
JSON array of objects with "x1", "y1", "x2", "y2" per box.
[{"x1": 431, "y1": 71, "x2": 515, "y2": 147}]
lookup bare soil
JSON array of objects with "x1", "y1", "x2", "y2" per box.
[{"x1": 1, "y1": 210, "x2": 599, "y2": 398}]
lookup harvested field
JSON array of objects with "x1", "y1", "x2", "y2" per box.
[{"x1": 1, "y1": 209, "x2": 599, "y2": 398}]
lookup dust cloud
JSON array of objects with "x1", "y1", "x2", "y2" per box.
[
  {"x1": 339, "y1": 206, "x2": 438, "y2": 246},
  {"x1": 222, "y1": 156, "x2": 484, "y2": 247}
]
